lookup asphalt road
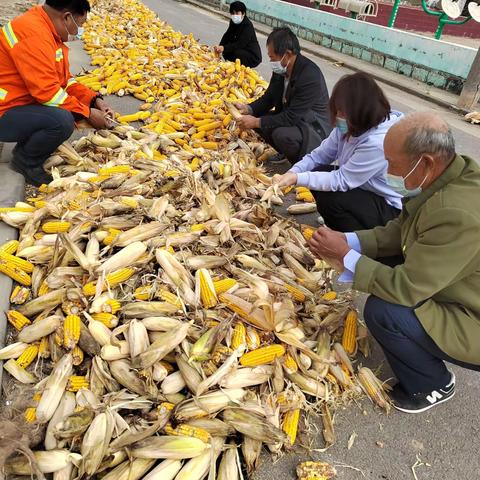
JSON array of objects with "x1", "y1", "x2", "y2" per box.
[{"x1": 68, "y1": 1, "x2": 480, "y2": 479}]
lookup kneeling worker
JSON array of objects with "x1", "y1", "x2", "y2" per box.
[
  {"x1": 214, "y1": 1, "x2": 261, "y2": 68},
  {"x1": 0, "y1": 0, "x2": 113, "y2": 186},
  {"x1": 235, "y1": 27, "x2": 331, "y2": 165},
  {"x1": 308, "y1": 112, "x2": 480, "y2": 414}
]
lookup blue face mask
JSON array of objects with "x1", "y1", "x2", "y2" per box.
[
  {"x1": 385, "y1": 157, "x2": 427, "y2": 198},
  {"x1": 336, "y1": 118, "x2": 348, "y2": 134}
]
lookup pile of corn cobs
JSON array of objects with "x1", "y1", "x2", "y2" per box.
[{"x1": 0, "y1": 0, "x2": 391, "y2": 478}]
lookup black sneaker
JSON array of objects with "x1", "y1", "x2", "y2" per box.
[
  {"x1": 11, "y1": 161, "x2": 52, "y2": 187},
  {"x1": 390, "y1": 372, "x2": 456, "y2": 414},
  {"x1": 268, "y1": 153, "x2": 288, "y2": 164}
]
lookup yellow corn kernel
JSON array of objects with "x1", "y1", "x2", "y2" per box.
[
  {"x1": 213, "y1": 278, "x2": 237, "y2": 295},
  {"x1": 198, "y1": 269, "x2": 217, "y2": 309},
  {"x1": 98, "y1": 165, "x2": 131, "y2": 176},
  {"x1": 102, "y1": 299, "x2": 121, "y2": 314},
  {"x1": 282, "y1": 408, "x2": 300, "y2": 446},
  {"x1": 0, "y1": 239, "x2": 19, "y2": 254},
  {"x1": 302, "y1": 227, "x2": 315, "y2": 241},
  {"x1": 41, "y1": 221, "x2": 71, "y2": 233},
  {"x1": 283, "y1": 354, "x2": 298, "y2": 373},
  {"x1": 38, "y1": 336, "x2": 50, "y2": 359},
  {"x1": 64, "y1": 314, "x2": 81, "y2": 350},
  {"x1": 164, "y1": 423, "x2": 211, "y2": 443},
  {"x1": 134, "y1": 285, "x2": 153, "y2": 301},
  {"x1": 159, "y1": 402, "x2": 175, "y2": 412},
  {"x1": 0, "y1": 263, "x2": 32, "y2": 286},
  {"x1": 72, "y1": 345, "x2": 84, "y2": 366},
  {"x1": 158, "y1": 289, "x2": 183, "y2": 308},
  {"x1": 38, "y1": 280, "x2": 50, "y2": 297},
  {"x1": 16, "y1": 344, "x2": 39, "y2": 369},
  {"x1": 342, "y1": 310, "x2": 358, "y2": 356},
  {"x1": 7, "y1": 310, "x2": 31, "y2": 330},
  {"x1": 10, "y1": 286, "x2": 30, "y2": 304},
  {"x1": 322, "y1": 291, "x2": 337, "y2": 301},
  {"x1": 240, "y1": 344, "x2": 286, "y2": 367},
  {"x1": 190, "y1": 223, "x2": 206, "y2": 232},
  {"x1": 284, "y1": 283, "x2": 306, "y2": 302},
  {"x1": 0, "y1": 251, "x2": 34, "y2": 273},
  {"x1": 231, "y1": 322, "x2": 247, "y2": 350},
  {"x1": 91, "y1": 312, "x2": 119, "y2": 328},
  {"x1": 67, "y1": 375, "x2": 90, "y2": 392},
  {"x1": 24, "y1": 407, "x2": 37, "y2": 423}
]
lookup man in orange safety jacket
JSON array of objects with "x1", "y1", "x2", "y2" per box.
[{"x1": 0, "y1": 0, "x2": 114, "y2": 186}]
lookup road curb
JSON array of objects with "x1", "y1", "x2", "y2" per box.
[{"x1": 181, "y1": 0, "x2": 467, "y2": 113}]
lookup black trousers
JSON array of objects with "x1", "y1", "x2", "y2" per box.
[
  {"x1": 258, "y1": 124, "x2": 303, "y2": 164},
  {"x1": 364, "y1": 295, "x2": 480, "y2": 394},
  {"x1": 223, "y1": 49, "x2": 260, "y2": 68},
  {"x1": 311, "y1": 165, "x2": 400, "y2": 232},
  {"x1": 0, "y1": 104, "x2": 74, "y2": 168}
]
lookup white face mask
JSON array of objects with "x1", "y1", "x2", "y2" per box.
[
  {"x1": 65, "y1": 14, "x2": 84, "y2": 41},
  {"x1": 231, "y1": 14, "x2": 243, "y2": 24},
  {"x1": 270, "y1": 54, "x2": 289, "y2": 76}
]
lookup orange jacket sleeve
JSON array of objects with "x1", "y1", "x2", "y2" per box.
[
  {"x1": 65, "y1": 76, "x2": 97, "y2": 107},
  {"x1": 10, "y1": 37, "x2": 91, "y2": 117}
]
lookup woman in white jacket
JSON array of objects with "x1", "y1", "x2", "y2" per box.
[{"x1": 275, "y1": 72, "x2": 403, "y2": 232}]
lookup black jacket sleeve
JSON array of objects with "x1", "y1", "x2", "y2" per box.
[
  {"x1": 248, "y1": 75, "x2": 280, "y2": 117},
  {"x1": 259, "y1": 65, "x2": 327, "y2": 130}
]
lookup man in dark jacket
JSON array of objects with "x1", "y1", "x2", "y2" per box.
[
  {"x1": 236, "y1": 27, "x2": 331, "y2": 165},
  {"x1": 214, "y1": 1, "x2": 261, "y2": 68}
]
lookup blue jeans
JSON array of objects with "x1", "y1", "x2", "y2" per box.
[
  {"x1": 364, "y1": 295, "x2": 480, "y2": 394},
  {"x1": 0, "y1": 105, "x2": 74, "y2": 167}
]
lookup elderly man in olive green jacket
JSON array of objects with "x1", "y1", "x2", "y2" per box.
[{"x1": 308, "y1": 111, "x2": 480, "y2": 414}]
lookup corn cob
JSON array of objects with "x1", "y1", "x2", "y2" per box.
[
  {"x1": 296, "y1": 191, "x2": 315, "y2": 203},
  {"x1": 134, "y1": 285, "x2": 153, "y2": 300},
  {"x1": 102, "y1": 299, "x2": 121, "y2": 314},
  {"x1": 0, "y1": 251, "x2": 34, "y2": 272},
  {"x1": 10, "y1": 285, "x2": 30, "y2": 304},
  {"x1": 91, "y1": 312, "x2": 119, "y2": 328},
  {"x1": 213, "y1": 278, "x2": 237, "y2": 294},
  {"x1": 67, "y1": 375, "x2": 90, "y2": 392},
  {"x1": 7, "y1": 310, "x2": 31, "y2": 330},
  {"x1": 164, "y1": 423, "x2": 211, "y2": 443},
  {"x1": 246, "y1": 326, "x2": 261, "y2": 350},
  {"x1": 240, "y1": 344, "x2": 285, "y2": 367},
  {"x1": 38, "y1": 336, "x2": 50, "y2": 358},
  {"x1": 196, "y1": 268, "x2": 217, "y2": 308},
  {"x1": 283, "y1": 354, "x2": 299, "y2": 373},
  {"x1": 282, "y1": 408, "x2": 300, "y2": 446},
  {"x1": 357, "y1": 367, "x2": 391, "y2": 411},
  {"x1": 322, "y1": 291, "x2": 337, "y2": 301},
  {"x1": 63, "y1": 314, "x2": 81, "y2": 350},
  {"x1": 130, "y1": 436, "x2": 211, "y2": 459},
  {"x1": 231, "y1": 322, "x2": 247, "y2": 350},
  {"x1": 296, "y1": 461, "x2": 337, "y2": 480},
  {"x1": 284, "y1": 283, "x2": 307, "y2": 302},
  {"x1": 0, "y1": 263, "x2": 32, "y2": 286},
  {"x1": 83, "y1": 267, "x2": 135, "y2": 296},
  {"x1": 42, "y1": 221, "x2": 71, "y2": 233},
  {"x1": 38, "y1": 280, "x2": 50, "y2": 296},
  {"x1": 72, "y1": 345, "x2": 84, "y2": 366},
  {"x1": 302, "y1": 227, "x2": 315, "y2": 241},
  {"x1": 16, "y1": 344, "x2": 39, "y2": 369},
  {"x1": 342, "y1": 310, "x2": 358, "y2": 355},
  {"x1": 0, "y1": 239, "x2": 19, "y2": 254}
]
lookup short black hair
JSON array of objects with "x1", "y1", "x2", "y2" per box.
[
  {"x1": 46, "y1": 0, "x2": 91, "y2": 15},
  {"x1": 267, "y1": 27, "x2": 301, "y2": 55},
  {"x1": 329, "y1": 72, "x2": 391, "y2": 136},
  {"x1": 229, "y1": 1, "x2": 246, "y2": 14}
]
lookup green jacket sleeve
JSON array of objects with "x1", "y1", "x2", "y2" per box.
[
  {"x1": 353, "y1": 207, "x2": 480, "y2": 307},
  {"x1": 356, "y1": 214, "x2": 403, "y2": 259}
]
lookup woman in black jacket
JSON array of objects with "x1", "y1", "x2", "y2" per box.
[{"x1": 214, "y1": 1, "x2": 262, "y2": 68}]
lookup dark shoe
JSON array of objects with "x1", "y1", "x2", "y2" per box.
[
  {"x1": 268, "y1": 153, "x2": 288, "y2": 164},
  {"x1": 390, "y1": 372, "x2": 455, "y2": 414},
  {"x1": 11, "y1": 161, "x2": 52, "y2": 188}
]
